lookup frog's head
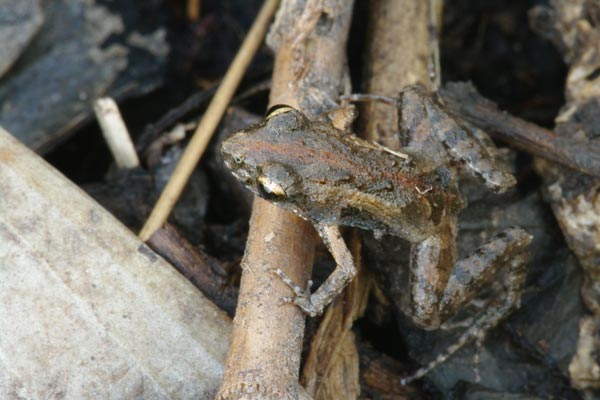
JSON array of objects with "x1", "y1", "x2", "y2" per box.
[{"x1": 221, "y1": 105, "x2": 309, "y2": 206}]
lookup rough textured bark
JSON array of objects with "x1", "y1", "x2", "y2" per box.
[{"x1": 216, "y1": 1, "x2": 354, "y2": 399}]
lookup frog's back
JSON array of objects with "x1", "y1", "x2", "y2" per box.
[
  {"x1": 294, "y1": 128, "x2": 462, "y2": 242},
  {"x1": 221, "y1": 106, "x2": 464, "y2": 243}
]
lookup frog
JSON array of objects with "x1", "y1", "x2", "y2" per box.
[{"x1": 221, "y1": 84, "x2": 532, "y2": 373}]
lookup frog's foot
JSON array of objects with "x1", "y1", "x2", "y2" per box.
[
  {"x1": 274, "y1": 269, "x2": 320, "y2": 317},
  {"x1": 273, "y1": 224, "x2": 357, "y2": 318},
  {"x1": 288, "y1": 295, "x2": 321, "y2": 317},
  {"x1": 274, "y1": 268, "x2": 307, "y2": 297}
]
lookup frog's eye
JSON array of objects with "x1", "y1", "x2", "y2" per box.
[
  {"x1": 265, "y1": 104, "x2": 296, "y2": 121},
  {"x1": 257, "y1": 175, "x2": 287, "y2": 201}
]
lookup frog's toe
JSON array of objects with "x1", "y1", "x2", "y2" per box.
[
  {"x1": 273, "y1": 268, "x2": 322, "y2": 316},
  {"x1": 279, "y1": 295, "x2": 295, "y2": 305},
  {"x1": 274, "y1": 268, "x2": 306, "y2": 297}
]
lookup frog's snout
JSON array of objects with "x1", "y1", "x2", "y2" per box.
[
  {"x1": 221, "y1": 133, "x2": 245, "y2": 166},
  {"x1": 221, "y1": 132, "x2": 256, "y2": 186}
]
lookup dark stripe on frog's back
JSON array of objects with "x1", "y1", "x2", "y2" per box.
[
  {"x1": 247, "y1": 120, "x2": 433, "y2": 192},
  {"x1": 309, "y1": 122, "x2": 435, "y2": 189}
]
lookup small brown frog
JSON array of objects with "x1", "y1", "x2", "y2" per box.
[{"x1": 222, "y1": 85, "x2": 532, "y2": 375}]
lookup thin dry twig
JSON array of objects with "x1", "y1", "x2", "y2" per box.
[
  {"x1": 146, "y1": 223, "x2": 238, "y2": 316},
  {"x1": 139, "y1": 0, "x2": 279, "y2": 241},
  {"x1": 440, "y1": 83, "x2": 600, "y2": 178},
  {"x1": 216, "y1": 1, "x2": 354, "y2": 399},
  {"x1": 360, "y1": 0, "x2": 434, "y2": 147},
  {"x1": 94, "y1": 97, "x2": 140, "y2": 169}
]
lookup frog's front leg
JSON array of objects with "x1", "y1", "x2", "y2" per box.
[
  {"x1": 439, "y1": 120, "x2": 516, "y2": 194},
  {"x1": 276, "y1": 224, "x2": 356, "y2": 317},
  {"x1": 398, "y1": 84, "x2": 516, "y2": 193},
  {"x1": 409, "y1": 226, "x2": 532, "y2": 330}
]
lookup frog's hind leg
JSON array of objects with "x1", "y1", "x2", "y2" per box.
[
  {"x1": 401, "y1": 288, "x2": 522, "y2": 385},
  {"x1": 437, "y1": 227, "x2": 532, "y2": 322},
  {"x1": 405, "y1": 227, "x2": 532, "y2": 382}
]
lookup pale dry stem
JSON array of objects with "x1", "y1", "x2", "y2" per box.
[
  {"x1": 139, "y1": 0, "x2": 279, "y2": 241},
  {"x1": 94, "y1": 97, "x2": 140, "y2": 169}
]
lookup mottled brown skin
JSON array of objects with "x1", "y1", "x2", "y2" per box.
[
  {"x1": 224, "y1": 105, "x2": 462, "y2": 242},
  {"x1": 222, "y1": 86, "x2": 531, "y2": 337}
]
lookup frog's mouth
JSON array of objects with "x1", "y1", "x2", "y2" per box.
[{"x1": 230, "y1": 167, "x2": 253, "y2": 185}]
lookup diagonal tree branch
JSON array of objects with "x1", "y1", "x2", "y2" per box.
[{"x1": 217, "y1": 1, "x2": 354, "y2": 399}]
